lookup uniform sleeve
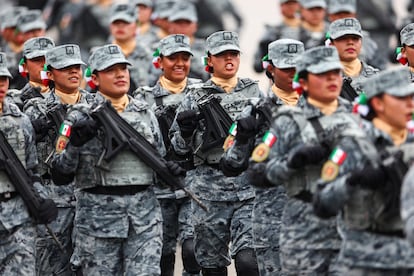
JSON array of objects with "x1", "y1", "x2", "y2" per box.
[
  {"x1": 401, "y1": 165, "x2": 414, "y2": 245},
  {"x1": 21, "y1": 114, "x2": 39, "y2": 172},
  {"x1": 148, "y1": 108, "x2": 166, "y2": 157}
]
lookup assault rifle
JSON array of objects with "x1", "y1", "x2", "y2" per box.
[
  {"x1": 340, "y1": 78, "x2": 358, "y2": 102},
  {"x1": 46, "y1": 104, "x2": 68, "y2": 134},
  {"x1": 90, "y1": 100, "x2": 208, "y2": 211},
  {"x1": 197, "y1": 94, "x2": 233, "y2": 151}
]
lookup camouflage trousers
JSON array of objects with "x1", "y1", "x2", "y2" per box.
[
  {"x1": 335, "y1": 265, "x2": 414, "y2": 276},
  {"x1": 192, "y1": 197, "x2": 255, "y2": 268},
  {"x1": 35, "y1": 207, "x2": 75, "y2": 276},
  {"x1": 253, "y1": 186, "x2": 287, "y2": 276},
  {"x1": 0, "y1": 223, "x2": 36, "y2": 275}
]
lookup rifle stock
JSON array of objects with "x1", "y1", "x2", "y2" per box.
[{"x1": 90, "y1": 101, "x2": 208, "y2": 211}]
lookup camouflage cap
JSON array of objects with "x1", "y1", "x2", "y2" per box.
[
  {"x1": 1, "y1": 6, "x2": 28, "y2": 30},
  {"x1": 400, "y1": 23, "x2": 414, "y2": 46},
  {"x1": 206, "y1": 31, "x2": 240, "y2": 55},
  {"x1": 295, "y1": 46, "x2": 343, "y2": 74},
  {"x1": 328, "y1": 17, "x2": 362, "y2": 40},
  {"x1": 279, "y1": 0, "x2": 298, "y2": 3},
  {"x1": 299, "y1": 0, "x2": 327, "y2": 9},
  {"x1": 45, "y1": 44, "x2": 86, "y2": 70},
  {"x1": 88, "y1": 44, "x2": 131, "y2": 72},
  {"x1": 152, "y1": 0, "x2": 177, "y2": 19},
  {"x1": 362, "y1": 67, "x2": 414, "y2": 100},
  {"x1": 0, "y1": 53, "x2": 12, "y2": 78},
  {"x1": 328, "y1": 0, "x2": 356, "y2": 14},
  {"x1": 268, "y1": 38, "x2": 304, "y2": 69},
  {"x1": 133, "y1": 0, "x2": 154, "y2": 8},
  {"x1": 110, "y1": 3, "x2": 138, "y2": 24},
  {"x1": 159, "y1": 34, "x2": 193, "y2": 56},
  {"x1": 16, "y1": 9, "x2": 46, "y2": 33},
  {"x1": 168, "y1": 1, "x2": 198, "y2": 22},
  {"x1": 23, "y1": 37, "x2": 55, "y2": 59}
]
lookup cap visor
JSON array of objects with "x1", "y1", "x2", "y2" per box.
[{"x1": 308, "y1": 61, "x2": 343, "y2": 74}]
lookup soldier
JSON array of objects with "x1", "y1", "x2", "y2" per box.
[
  {"x1": 0, "y1": 51, "x2": 57, "y2": 275},
  {"x1": 23, "y1": 43, "x2": 94, "y2": 276},
  {"x1": 134, "y1": 34, "x2": 202, "y2": 276},
  {"x1": 326, "y1": 18, "x2": 379, "y2": 100},
  {"x1": 7, "y1": 36, "x2": 55, "y2": 110},
  {"x1": 170, "y1": 30, "x2": 262, "y2": 276},
  {"x1": 133, "y1": 0, "x2": 160, "y2": 51},
  {"x1": 108, "y1": 3, "x2": 153, "y2": 92},
  {"x1": 327, "y1": 0, "x2": 383, "y2": 70},
  {"x1": 221, "y1": 38, "x2": 305, "y2": 276},
  {"x1": 316, "y1": 67, "x2": 414, "y2": 275},
  {"x1": 50, "y1": 44, "x2": 169, "y2": 275},
  {"x1": 397, "y1": 23, "x2": 414, "y2": 81},
  {"x1": 248, "y1": 46, "x2": 356, "y2": 274},
  {"x1": 0, "y1": 6, "x2": 28, "y2": 50},
  {"x1": 151, "y1": 0, "x2": 177, "y2": 42},
  {"x1": 253, "y1": 0, "x2": 301, "y2": 73},
  {"x1": 298, "y1": 0, "x2": 330, "y2": 49}
]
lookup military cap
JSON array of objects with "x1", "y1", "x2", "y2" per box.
[
  {"x1": 23, "y1": 37, "x2": 55, "y2": 59},
  {"x1": 1, "y1": 6, "x2": 28, "y2": 30},
  {"x1": 168, "y1": 1, "x2": 198, "y2": 22},
  {"x1": 152, "y1": 0, "x2": 177, "y2": 19},
  {"x1": 0, "y1": 53, "x2": 12, "y2": 78},
  {"x1": 299, "y1": 0, "x2": 327, "y2": 9},
  {"x1": 88, "y1": 44, "x2": 131, "y2": 72},
  {"x1": 206, "y1": 31, "x2": 240, "y2": 55},
  {"x1": 400, "y1": 23, "x2": 414, "y2": 46},
  {"x1": 110, "y1": 3, "x2": 138, "y2": 24},
  {"x1": 362, "y1": 67, "x2": 414, "y2": 100},
  {"x1": 159, "y1": 34, "x2": 193, "y2": 56},
  {"x1": 45, "y1": 44, "x2": 86, "y2": 70},
  {"x1": 328, "y1": 0, "x2": 356, "y2": 14},
  {"x1": 280, "y1": 0, "x2": 298, "y2": 3},
  {"x1": 268, "y1": 38, "x2": 304, "y2": 69},
  {"x1": 16, "y1": 9, "x2": 46, "y2": 33},
  {"x1": 133, "y1": 0, "x2": 154, "y2": 8},
  {"x1": 328, "y1": 17, "x2": 362, "y2": 40},
  {"x1": 295, "y1": 46, "x2": 343, "y2": 74}
]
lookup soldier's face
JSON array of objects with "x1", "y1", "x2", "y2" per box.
[
  {"x1": 281, "y1": 1, "x2": 300, "y2": 18},
  {"x1": 25, "y1": 56, "x2": 46, "y2": 84},
  {"x1": 168, "y1": 20, "x2": 197, "y2": 37},
  {"x1": 160, "y1": 52, "x2": 191, "y2": 83},
  {"x1": 301, "y1": 69, "x2": 342, "y2": 103},
  {"x1": 332, "y1": 35, "x2": 361, "y2": 62},
  {"x1": 0, "y1": 76, "x2": 9, "y2": 103},
  {"x1": 49, "y1": 65, "x2": 82, "y2": 94},
  {"x1": 93, "y1": 63, "x2": 130, "y2": 98},
  {"x1": 272, "y1": 66, "x2": 296, "y2": 92},
  {"x1": 110, "y1": 20, "x2": 136, "y2": 42},
  {"x1": 208, "y1": 50, "x2": 240, "y2": 79},
  {"x1": 372, "y1": 94, "x2": 414, "y2": 130},
  {"x1": 301, "y1": 7, "x2": 326, "y2": 26},
  {"x1": 138, "y1": 5, "x2": 152, "y2": 23},
  {"x1": 402, "y1": 45, "x2": 414, "y2": 67}
]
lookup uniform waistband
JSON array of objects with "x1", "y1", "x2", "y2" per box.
[
  {"x1": 0, "y1": 192, "x2": 18, "y2": 202},
  {"x1": 84, "y1": 185, "x2": 150, "y2": 196}
]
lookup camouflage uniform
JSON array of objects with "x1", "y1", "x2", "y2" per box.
[
  {"x1": 263, "y1": 46, "x2": 357, "y2": 275},
  {"x1": 399, "y1": 23, "x2": 414, "y2": 82},
  {"x1": 51, "y1": 44, "x2": 164, "y2": 275},
  {"x1": 133, "y1": 0, "x2": 162, "y2": 51},
  {"x1": 134, "y1": 34, "x2": 202, "y2": 276},
  {"x1": 22, "y1": 44, "x2": 94, "y2": 276},
  {"x1": 0, "y1": 53, "x2": 39, "y2": 275},
  {"x1": 317, "y1": 67, "x2": 414, "y2": 275},
  {"x1": 298, "y1": 0, "x2": 330, "y2": 49},
  {"x1": 170, "y1": 31, "x2": 262, "y2": 275}
]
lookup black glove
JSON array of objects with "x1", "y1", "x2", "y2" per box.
[
  {"x1": 347, "y1": 164, "x2": 386, "y2": 190},
  {"x1": 31, "y1": 118, "x2": 51, "y2": 142},
  {"x1": 220, "y1": 157, "x2": 244, "y2": 177},
  {"x1": 176, "y1": 110, "x2": 198, "y2": 138},
  {"x1": 287, "y1": 144, "x2": 330, "y2": 169},
  {"x1": 70, "y1": 119, "x2": 98, "y2": 147},
  {"x1": 235, "y1": 116, "x2": 257, "y2": 143},
  {"x1": 246, "y1": 162, "x2": 273, "y2": 188},
  {"x1": 166, "y1": 161, "x2": 186, "y2": 177},
  {"x1": 37, "y1": 198, "x2": 58, "y2": 224}
]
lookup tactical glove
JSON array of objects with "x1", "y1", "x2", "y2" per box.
[
  {"x1": 37, "y1": 198, "x2": 58, "y2": 224},
  {"x1": 70, "y1": 119, "x2": 98, "y2": 147},
  {"x1": 246, "y1": 162, "x2": 273, "y2": 188},
  {"x1": 235, "y1": 115, "x2": 257, "y2": 143},
  {"x1": 31, "y1": 118, "x2": 51, "y2": 142},
  {"x1": 219, "y1": 157, "x2": 244, "y2": 177},
  {"x1": 287, "y1": 144, "x2": 330, "y2": 169},
  {"x1": 176, "y1": 110, "x2": 198, "y2": 138},
  {"x1": 166, "y1": 161, "x2": 186, "y2": 177},
  {"x1": 347, "y1": 164, "x2": 386, "y2": 190}
]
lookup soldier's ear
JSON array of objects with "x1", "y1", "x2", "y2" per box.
[
  {"x1": 298, "y1": 78, "x2": 308, "y2": 92},
  {"x1": 91, "y1": 74, "x2": 99, "y2": 87},
  {"x1": 370, "y1": 96, "x2": 384, "y2": 113}
]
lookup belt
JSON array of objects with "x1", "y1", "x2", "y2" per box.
[
  {"x1": 293, "y1": 191, "x2": 313, "y2": 203},
  {"x1": 84, "y1": 185, "x2": 149, "y2": 196},
  {"x1": 0, "y1": 192, "x2": 18, "y2": 202}
]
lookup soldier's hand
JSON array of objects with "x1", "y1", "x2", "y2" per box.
[
  {"x1": 347, "y1": 164, "x2": 386, "y2": 190},
  {"x1": 235, "y1": 115, "x2": 257, "y2": 143},
  {"x1": 166, "y1": 161, "x2": 186, "y2": 177},
  {"x1": 70, "y1": 119, "x2": 98, "y2": 147},
  {"x1": 220, "y1": 157, "x2": 244, "y2": 177},
  {"x1": 31, "y1": 118, "x2": 51, "y2": 142},
  {"x1": 176, "y1": 110, "x2": 198, "y2": 138},
  {"x1": 287, "y1": 144, "x2": 330, "y2": 169},
  {"x1": 37, "y1": 198, "x2": 58, "y2": 224},
  {"x1": 246, "y1": 162, "x2": 273, "y2": 188}
]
